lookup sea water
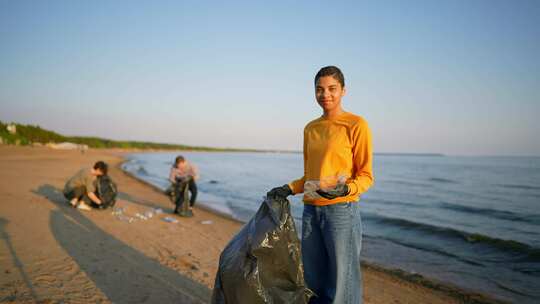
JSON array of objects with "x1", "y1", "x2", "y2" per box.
[{"x1": 122, "y1": 152, "x2": 540, "y2": 303}]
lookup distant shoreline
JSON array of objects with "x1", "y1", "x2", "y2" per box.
[{"x1": 7, "y1": 120, "x2": 538, "y2": 157}]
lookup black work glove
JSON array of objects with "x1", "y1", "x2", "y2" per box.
[
  {"x1": 267, "y1": 184, "x2": 293, "y2": 199},
  {"x1": 316, "y1": 183, "x2": 350, "y2": 200}
]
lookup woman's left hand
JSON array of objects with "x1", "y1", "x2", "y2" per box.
[{"x1": 316, "y1": 184, "x2": 349, "y2": 199}]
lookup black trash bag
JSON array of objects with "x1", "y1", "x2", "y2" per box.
[
  {"x1": 165, "y1": 176, "x2": 191, "y2": 205},
  {"x1": 93, "y1": 175, "x2": 118, "y2": 209},
  {"x1": 173, "y1": 178, "x2": 193, "y2": 217},
  {"x1": 164, "y1": 184, "x2": 174, "y2": 203},
  {"x1": 211, "y1": 196, "x2": 313, "y2": 304}
]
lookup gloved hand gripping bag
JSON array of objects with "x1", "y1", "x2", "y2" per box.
[{"x1": 211, "y1": 196, "x2": 313, "y2": 304}]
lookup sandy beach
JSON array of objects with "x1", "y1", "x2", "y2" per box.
[{"x1": 0, "y1": 145, "x2": 505, "y2": 303}]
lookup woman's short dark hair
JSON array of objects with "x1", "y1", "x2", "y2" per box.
[
  {"x1": 315, "y1": 66, "x2": 345, "y2": 88},
  {"x1": 93, "y1": 161, "x2": 108, "y2": 175},
  {"x1": 175, "y1": 155, "x2": 185, "y2": 166}
]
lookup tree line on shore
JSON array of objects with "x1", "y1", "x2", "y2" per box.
[{"x1": 0, "y1": 120, "x2": 261, "y2": 152}]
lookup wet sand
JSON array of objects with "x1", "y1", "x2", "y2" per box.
[{"x1": 0, "y1": 146, "x2": 504, "y2": 303}]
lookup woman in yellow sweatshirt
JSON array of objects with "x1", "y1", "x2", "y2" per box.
[{"x1": 268, "y1": 66, "x2": 374, "y2": 304}]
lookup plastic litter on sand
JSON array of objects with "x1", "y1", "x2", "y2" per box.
[
  {"x1": 135, "y1": 213, "x2": 149, "y2": 220},
  {"x1": 116, "y1": 214, "x2": 135, "y2": 223},
  {"x1": 163, "y1": 217, "x2": 179, "y2": 224},
  {"x1": 144, "y1": 210, "x2": 154, "y2": 219},
  {"x1": 112, "y1": 207, "x2": 135, "y2": 223},
  {"x1": 200, "y1": 220, "x2": 213, "y2": 225},
  {"x1": 113, "y1": 206, "x2": 168, "y2": 223}
]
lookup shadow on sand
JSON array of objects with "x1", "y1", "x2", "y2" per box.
[
  {"x1": 0, "y1": 218, "x2": 39, "y2": 302},
  {"x1": 32, "y1": 184, "x2": 210, "y2": 303}
]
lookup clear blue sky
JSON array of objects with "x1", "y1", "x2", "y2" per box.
[{"x1": 1, "y1": 0, "x2": 539, "y2": 156}]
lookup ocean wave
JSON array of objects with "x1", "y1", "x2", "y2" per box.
[
  {"x1": 498, "y1": 184, "x2": 540, "y2": 191},
  {"x1": 428, "y1": 177, "x2": 458, "y2": 184},
  {"x1": 364, "y1": 214, "x2": 540, "y2": 261},
  {"x1": 492, "y1": 280, "x2": 536, "y2": 298},
  {"x1": 364, "y1": 198, "x2": 424, "y2": 208},
  {"x1": 384, "y1": 179, "x2": 431, "y2": 187},
  {"x1": 373, "y1": 235, "x2": 484, "y2": 266},
  {"x1": 438, "y1": 202, "x2": 540, "y2": 224}
]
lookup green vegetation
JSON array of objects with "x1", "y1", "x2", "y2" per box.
[
  {"x1": 0, "y1": 121, "x2": 65, "y2": 145},
  {"x1": 0, "y1": 120, "x2": 264, "y2": 152}
]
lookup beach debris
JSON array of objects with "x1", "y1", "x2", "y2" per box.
[
  {"x1": 143, "y1": 207, "x2": 164, "y2": 219},
  {"x1": 112, "y1": 206, "x2": 165, "y2": 223},
  {"x1": 116, "y1": 215, "x2": 135, "y2": 223},
  {"x1": 135, "y1": 213, "x2": 148, "y2": 220},
  {"x1": 162, "y1": 217, "x2": 179, "y2": 224},
  {"x1": 200, "y1": 220, "x2": 213, "y2": 225},
  {"x1": 112, "y1": 207, "x2": 135, "y2": 223},
  {"x1": 112, "y1": 207, "x2": 126, "y2": 214}
]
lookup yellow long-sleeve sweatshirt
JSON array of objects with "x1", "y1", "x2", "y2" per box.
[{"x1": 289, "y1": 111, "x2": 374, "y2": 205}]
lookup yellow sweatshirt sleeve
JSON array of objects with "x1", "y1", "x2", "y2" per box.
[{"x1": 346, "y1": 120, "x2": 374, "y2": 196}]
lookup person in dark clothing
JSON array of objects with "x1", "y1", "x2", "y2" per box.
[
  {"x1": 63, "y1": 161, "x2": 108, "y2": 211},
  {"x1": 169, "y1": 156, "x2": 199, "y2": 213}
]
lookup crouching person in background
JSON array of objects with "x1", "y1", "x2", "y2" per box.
[
  {"x1": 63, "y1": 161, "x2": 108, "y2": 211},
  {"x1": 169, "y1": 155, "x2": 199, "y2": 214}
]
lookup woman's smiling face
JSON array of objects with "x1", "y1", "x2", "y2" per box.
[{"x1": 315, "y1": 76, "x2": 346, "y2": 114}]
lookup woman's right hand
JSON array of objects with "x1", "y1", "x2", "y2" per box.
[{"x1": 267, "y1": 184, "x2": 293, "y2": 199}]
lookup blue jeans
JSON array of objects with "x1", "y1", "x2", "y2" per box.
[{"x1": 302, "y1": 202, "x2": 363, "y2": 304}]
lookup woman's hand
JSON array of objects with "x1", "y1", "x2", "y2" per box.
[
  {"x1": 267, "y1": 184, "x2": 293, "y2": 199},
  {"x1": 316, "y1": 183, "x2": 349, "y2": 200}
]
